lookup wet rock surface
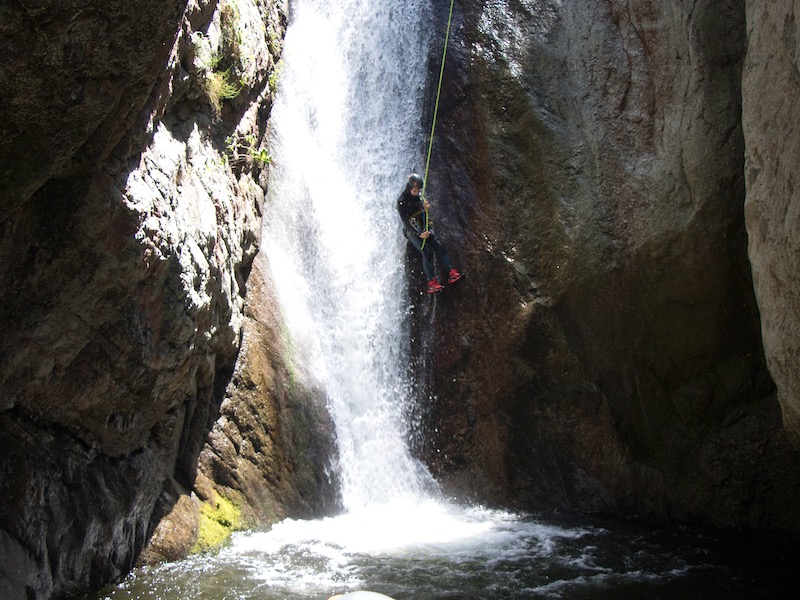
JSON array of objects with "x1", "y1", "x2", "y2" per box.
[{"x1": 418, "y1": 0, "x2": 800, "y2": 530}]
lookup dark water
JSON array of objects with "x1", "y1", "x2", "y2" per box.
[{"x1": 91, "y1": 502, "x2": 798, "y2": 600}]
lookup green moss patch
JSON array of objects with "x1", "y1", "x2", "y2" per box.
[{"x1": 191, "y1": 491, "x2": 242, "y2": 554}]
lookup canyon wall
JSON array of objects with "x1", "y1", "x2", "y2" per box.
[
  {"x1": 742, "y1": 0, "x2": 800, "y2": 449},
  {"x1": 0, "y1": 1, "x2": 334, "y2": 598},
  {"x1": 420, "y1": 0, "x2": 800, "y2": 530}
]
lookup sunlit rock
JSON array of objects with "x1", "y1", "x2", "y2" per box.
[{"x1": 742, "y1": 0, "x2": 800, "y2": 448}]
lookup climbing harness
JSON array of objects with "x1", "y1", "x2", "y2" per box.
[{"x1": 420, "y1": 0, "x2": 456, "y2": 250}]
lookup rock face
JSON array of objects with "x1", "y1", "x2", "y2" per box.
[
  {"x1": 742, "y1": 0, "x2": 800, "y2": 448},
  {"x1": 1, "y1": 1, "x2": 334, "y2": 598},
  {"x1": 191, "y1": 252, "x2": 338, "y2": 530},
  {"x1": 0, "y1": 0, "x2": 187, "y2": 219},
  {"x1": 418, "y1": 0, "x2": 800, "y2": 530}
]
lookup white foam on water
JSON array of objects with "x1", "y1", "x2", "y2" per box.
[{"x1": 219, "y1": 501, "x2": 597, "y2": 597}]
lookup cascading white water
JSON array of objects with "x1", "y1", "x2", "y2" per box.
[{"x1": 263, "y1": 0, "x2": 438, "y2": 512}]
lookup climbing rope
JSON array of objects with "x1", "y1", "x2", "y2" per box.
[{"x1": 420, "y1": 0, "x2": 456, "y2": 249}]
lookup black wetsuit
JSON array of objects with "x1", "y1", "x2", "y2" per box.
[{"x1": 397, "y1": 190, "x2": 453, "y2": 281}]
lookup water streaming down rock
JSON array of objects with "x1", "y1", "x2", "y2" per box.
[{"x1": 262, "y1": 0, "x2": 438, "y2": 512}]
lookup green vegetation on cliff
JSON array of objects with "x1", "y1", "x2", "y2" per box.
[{"x1": 191, "y1": 491, "x2": 242, "y2": 554}]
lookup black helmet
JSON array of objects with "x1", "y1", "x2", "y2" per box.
[{"x1": 406, "y1": 173, "x2": 424, "y2": 192}]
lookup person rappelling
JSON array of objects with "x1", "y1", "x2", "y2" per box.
[
  {"x1": 397, "y1": 173, "x2": 462, "y2": 293},
  {"x1": 397, "y1": 0, "x2": 462, "y2": 294}
]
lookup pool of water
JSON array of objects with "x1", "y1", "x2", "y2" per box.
[{"x1": 91, "y1": 500, "x2": 797, "y2": 600}]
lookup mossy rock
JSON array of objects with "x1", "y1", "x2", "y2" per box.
[{"x1": 190, "y1": 491, "x2": 242, "y2": 554}]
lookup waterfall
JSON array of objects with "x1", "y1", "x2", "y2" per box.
[{"x1": 262, "y1": 0, "x2": 437, "y2": 512}]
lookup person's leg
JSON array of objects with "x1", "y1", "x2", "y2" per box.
[
  {"x1": 421, "y1": 248, "x2": 436, "y2": 281},
  {"x1": 428, "y1": 235, "x2": 462, "y2": 283},
  {"x1": 427, "y1": 235, "x2": 452, "y2": 272},
  {"x1": 405, "y1": 231, "x2": 435, "y2": 281}
]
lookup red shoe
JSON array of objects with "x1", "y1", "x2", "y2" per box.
[
  {"x1": 427, "y1": 278, "x2": 444, "y2": 293},
  {"x1": 448, "y1": 269, "x2": 463, "y2": 284}
]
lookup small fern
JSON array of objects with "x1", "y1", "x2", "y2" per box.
[
  {"x1": 252, "y1": 148, "x2": 272, "y2": 165},
  {"x1": 204, "y1": 67, "x2": 241, "y2": 115}
]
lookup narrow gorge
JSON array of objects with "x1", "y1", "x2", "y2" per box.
[{"x1": 1, "y1": 0, "x2": 799, "y2": 598}]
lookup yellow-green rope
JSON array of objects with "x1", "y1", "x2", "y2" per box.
[{"x1": 421, "y1": 0, "x2": 455, "y2": 250}]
